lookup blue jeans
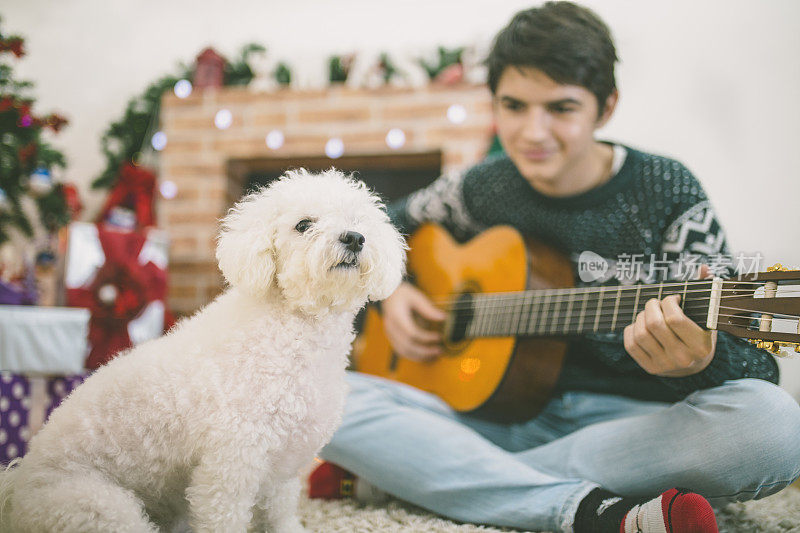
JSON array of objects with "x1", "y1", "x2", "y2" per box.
[{"x1": 321, "y1": 372, "x2": 800, "y2": 532}]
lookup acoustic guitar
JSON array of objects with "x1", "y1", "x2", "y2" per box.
[{"x1": 353, "y1": 223, "x2": 800, "y2": 422}]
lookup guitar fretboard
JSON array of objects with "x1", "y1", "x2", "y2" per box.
[{"x1": 452, "y1": 280, "x2": 714, "y2": 339}]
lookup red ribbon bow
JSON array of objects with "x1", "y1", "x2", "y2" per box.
[{"x1": 97, "y1": 163, "x2": 157, "y2": 228}]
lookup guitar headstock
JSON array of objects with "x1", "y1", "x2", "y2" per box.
[{"x1": 716, "y1": 264, "x2": 800, "y2": 356}]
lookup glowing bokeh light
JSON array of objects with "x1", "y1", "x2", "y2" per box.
[
  {"x1": 447, "y1": 104, "x2": 467, "y2": 124},
  {"x1": 385, "y1": 128, "x2": 406, "y2": 149},
  {"x1": 215, "y1": 109, "x2": 233, "y2": 130},
  {"x1": 174, "y1": 79, "x2": 193, "y2": 99},
  {"x1": 266, "y1": 130, "x2": 284, "y2": 150},
  {"x1": 151, "y1": 131, "x2": 167, "y2": 151},
  {"x1": 325, "y1": 138, "x2": 344, "y2": 159},
  {"x1": 160, "y1": 180, "x2": 178, "y2": 199}
]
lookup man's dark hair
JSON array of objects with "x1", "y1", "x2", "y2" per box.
[{"x1": 486, "y1": 2, "x2": 618, "y2": 111}]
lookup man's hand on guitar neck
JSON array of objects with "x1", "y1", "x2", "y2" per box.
[
  {"x1": 382, "y1": 282, "x2": 447, "y2": 362},
  {"x1": 623, "y1": 265, "x2": 718, "y2": 377}
]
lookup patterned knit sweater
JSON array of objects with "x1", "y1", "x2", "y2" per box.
[{"x1": 387, "y1": 144, "x2": 779, "y2": 402}]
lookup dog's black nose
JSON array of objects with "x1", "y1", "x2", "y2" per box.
[{"x1": 340, "y1": 231, "x2": 365, "y2": 253}]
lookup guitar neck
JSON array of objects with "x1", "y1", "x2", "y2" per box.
[{"x1": 452, "y1": 280, "x2": 718, "y2": 339}]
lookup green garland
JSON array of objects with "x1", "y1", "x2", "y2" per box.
[
  {"x1": 419, "y1": 46, "x2": 465, "y2": 80},
  {"x1": 92, "y1": 43, "x2": 265, "y2": 190},
  {"x1": 93, "y1": 43, "x2": 469, "y2": 190}
]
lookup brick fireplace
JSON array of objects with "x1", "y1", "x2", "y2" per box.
[{"x1": 158, "y1": 83, "x2": 494, "y2": 314}]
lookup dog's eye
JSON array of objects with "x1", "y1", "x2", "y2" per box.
[{"x1": 295, "y1": 219, "x2": 313, "y2": 233}]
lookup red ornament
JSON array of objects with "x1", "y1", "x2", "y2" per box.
[
  {"x1": 193, "y1": 47, "x2": 226, "y2": 90},
  {"x1": 97, "y1": 163, "x2": 157, "y2": 228}
]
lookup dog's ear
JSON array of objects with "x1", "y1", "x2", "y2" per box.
[
  {"x1": 216, "y1": 189, "x2": 276, "y2": 298},
  {"x1": 366, "y1": 219, "x2": 407, "y2": 302}
]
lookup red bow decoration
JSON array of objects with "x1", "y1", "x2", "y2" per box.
[
  {"x1": 97, "y1": 163, "x2": 157, "y2": 228},
  {"x1": 65, "y1": 225, "x2": 168, "y2": 369},
  {"x1": 45, "y1": 113, "x2": 69, "y2": 133}
]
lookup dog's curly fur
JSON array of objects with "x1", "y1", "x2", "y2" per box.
[{"x1": 0, "y1": 169, "x2": 406, "y2": 533}]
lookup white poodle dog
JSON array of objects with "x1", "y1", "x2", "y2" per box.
[{"x1": 0, "y1": 169, "x2": 406, "y2": 533}]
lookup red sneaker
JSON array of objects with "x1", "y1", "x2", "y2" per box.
[{"x1": 308, "y1": 461, "x2": 356, "y2": 500}]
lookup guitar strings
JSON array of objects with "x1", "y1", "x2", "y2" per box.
[
  {"x1": 428, "y1": 281, "x2": 794, "y2": 306},
  {"x1": 415, "y1": 278, "x2": 799, "y2": 338},
  {"x1": 426, "y1": 280, "x2": 791, "y2": 306},
  {"x1": 432, "y1": 288, "x2": 798, "y2": 312},
  {"x1": 445, "y1": 294, "x2": 799, "y2": 336},
  {"x1": 460, "y1": 309, "x2": 798, "y2": 337},
  {"x1": 459, "y1": 308, "x2": 799, "y2": 334},
  {"x1": 451, "y1": 301, "x2": 800, "y2": 324},
  {"x1": 447, "y1": 302, "x2": 800, "y2": 333},
  {"x1": 432, "y1": 280, "x2": 798, "y2": 302},
  {"x1": 432, "y1": 284, "x2": 799, "y2": 304}
]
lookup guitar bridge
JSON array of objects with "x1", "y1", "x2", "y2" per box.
[{"x1": 706, "y1": 277, "x2": 723, "y2": 330}]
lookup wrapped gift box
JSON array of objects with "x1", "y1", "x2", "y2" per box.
[
  {"x1": 0, "y1": 305, "x2": 91, "y2": 464},
  {"x1": 0, "y1": 305, "x2": 89, "y2": 374},
  {"x1": 0, "y1": 372, "x2": 86, "y2": 464}
]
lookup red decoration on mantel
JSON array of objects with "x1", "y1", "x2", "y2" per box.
[
  {"x1": 193, "y1": 47, "x2": 226, "y2": 89},
  {"x1": 434, "y1": 63, "x2": 465, "y2": 85}
]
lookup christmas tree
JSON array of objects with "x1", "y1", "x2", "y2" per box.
[{"x1": 0, "y1": 16, "x2": 70, "y2": 246}]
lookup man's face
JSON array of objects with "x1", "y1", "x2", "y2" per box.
[{"x1": 493, "y1": 66, "x2": 613, "y2": 191}]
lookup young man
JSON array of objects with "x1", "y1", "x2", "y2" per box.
[{"x1": 315, "y1": 3, "x2": 800, "y2": 532}]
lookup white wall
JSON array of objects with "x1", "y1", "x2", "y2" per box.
[{"x1": 5, "y1": 0, "x2": 799, "y2": 394}]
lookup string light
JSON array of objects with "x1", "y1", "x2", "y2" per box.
[
  {"x1": 325, "y1": 138, "x2": 344, "y2": 159},
  {"x1": 173, "y1": 79, "x2": 192, "y2": 99},
  {"x1": 151, "y1": 131, "x2": 167, "y2": 151},
  {"x1": 160, "y1": 180, "x2": 178, "y2": 199},
  {"x1": 215, "y1": 109, "x2": 233, "y2": 130},
  {"x1": 266, "y1": 130, "x2": 284, "y2": 150},
  {"x1": 385, "y1": 128, "x2": 406, "y2": 149},
  {"x1": 447, "y1": 104, "x2": 467, "y2": 124}
]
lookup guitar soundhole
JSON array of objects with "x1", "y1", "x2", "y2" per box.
[{"x1": 448, "y1": 292, "x2": 474, "y2": 344}]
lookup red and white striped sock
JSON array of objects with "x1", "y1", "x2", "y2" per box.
[
  {"x1": 575, "y1": 487, "x2": 718, "y2": 533},
  {"x1": 620, "y1": 488, "x2": 718, "y2": 533}
]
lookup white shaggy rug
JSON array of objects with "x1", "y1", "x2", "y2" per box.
[{"x1": 297, "y1": 487, "x2": 800, "y2": 532}]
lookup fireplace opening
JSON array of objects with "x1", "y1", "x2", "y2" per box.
[{"x1": 226, "y1": 151, "x2": 443, "y2": 207}]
